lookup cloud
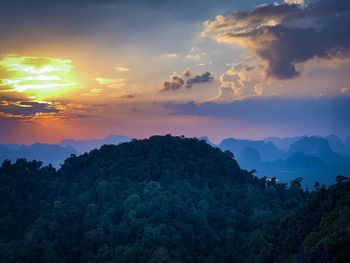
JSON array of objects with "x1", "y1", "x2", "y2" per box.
[
  {"x1": 115, "y1": 67, "x2": 130, "y2": 72},
  {"x1": 211, "y1": 62, "x2": 265, "y2": 101},
  {"x1": 161, "y1": 73, "x2": 185, "y2": 92},
  {"x1": 187, "y1": 72, "x2": 214, "y2": 87},
  {"x1": 341, "y1": 88, "x2": 350, "y2": 96},
  {"x1": 284, "y1": 0, "x2": 305, "y2": 4},
  {"x1": 119, "y1": 94, "x2": 141, "y2": 99},
  {"x1": 95, "y1": 78, "x2": 126, "y2": 89},
  {"x1": 203, "y1": 0, "x2": 350, "y2": 79},
  {"x1": 161, "y1": 53, "x2": 179, "y2": 59},
  {"x1": 0, "y1": 55, "x2": 73, "y2": 74},
  {"x1": 186, "y1": 46, "x2": 206, "y2": 60},
  {"x1": 186, "y1": 54, "x2": 201, "y2": 60},
  {"x1": 0, "y1": 100, "x2": 60, "y2": 116},
  {"x1": 82, "y1": 88, "x2": 105, "y2": 96},
  {"x1": 0, "y1": 55, "x2": 79, "y2": 98},
  {"x1": 161, "y1": 70, "x2": 214, "y2": 91},
  {"x1": 183, "y1": 69, "x2": 192, "y2": 78}
]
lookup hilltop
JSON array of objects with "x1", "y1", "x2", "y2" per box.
[{"x1": 0, "y1": 135, "x2": 349, "y2": 262}]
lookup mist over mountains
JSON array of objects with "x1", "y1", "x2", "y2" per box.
[{"x1": 1, "y1": 134, "x2": 350, "y2": 188}]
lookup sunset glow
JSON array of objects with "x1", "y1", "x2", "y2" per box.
[
  {"x1": 0, "y1": 0, "x2": 349, "y2": 144},
  {"x1": 0, "y1": 55, "x2": 80, "y2": 100},
  {"x1": 0, "y1": 2, "x2": 350, "y2": 261}
]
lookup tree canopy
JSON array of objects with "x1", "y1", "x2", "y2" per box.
[{"x1": 0, "y1": 135, "x2": 348, "y2": 262}]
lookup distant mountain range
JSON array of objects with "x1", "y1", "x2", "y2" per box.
[
  {"x1": 264, "y1": 136, "x2": 305, "y2": 151},
  {"x1": 1, "y1": 134, "x2": 349, "y2": 187},
  {"x1": 0, "y1": 143, "x2": 78, "y2": 168},
  {"x1": 60, "y1": 134, "x2": 133, "y2": 154},
  {"x1": 219, "y1": 138, "x2": 284, "y2": 162},
  {"x1": 0, "y1": 135, "x2": 133, "y2": 168},
  {"x1": 210, "y1": 135, "x2": 350, "y2": 188}
]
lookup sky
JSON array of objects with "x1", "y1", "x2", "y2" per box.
[{"x1": 0, "y1": 0, "x2": 350, "y2": 144}]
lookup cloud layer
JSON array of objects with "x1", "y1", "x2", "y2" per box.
[
  {"x1": 204, "y1": 0, "x2": 350, "y2": 79},
  {"x1": 165, "y1": 96, "x2": 350, "y2": 136},
  {"x1": 0, "y1": 100, "x2": 60, "y2": 116}
]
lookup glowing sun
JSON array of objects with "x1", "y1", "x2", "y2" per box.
[{"x1": 0, "y1": 55, "x2": 80, "y2": 100}]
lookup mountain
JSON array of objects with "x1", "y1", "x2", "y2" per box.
[
  {"x1": 219, "y1": 138, "x2": 283, "y2": 162},
  {"x1": 237, "y1": 146, "x2": 262, "y2": 169},
  {"x1": 1, "y1": 134, "x2": 349, "y2": 188},
  {"x1": 279, "y1": 152, "x2": 329, "y2": 171},
  {"x1": 265, "y1": 134, "x2": 350, "y2": 156},
  {"x1": 288, "y1": 136, "x2": 343, "y2": 164},
  {"x1": 264, "y1": 136, "x2": 305, "y2": 151},
  {"x1": 326, "y1": 134, "x2": 349, "y2": 156},
  {"x1": 60, "y1": 134, "x2": 133, "y2": 154},
  {"x1": 243, "y1": 152, "x2": 336, "y2": 188},
  {"x1": 0, "y1": 134, "x2": 133, "y2": 167},
  {"x1": 229, "y1": 136, "x2": 349, "y2": 188},
  {"x1": 196, "y1": 136, "x2": 350, "y2": 188},
  {"x1": 0, "y1": 135, "x2": 348, "y2": 262},
  {"x1": 0, "y1": 143, "x2": 77, "y2": 168},
  {"x1": 345, "y1": 137, "x2": 350, "y2": 152},
  {"x1": 0, "y1": 143, "x2": 23, "y2": 151}
]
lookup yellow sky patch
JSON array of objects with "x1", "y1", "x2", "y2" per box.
[
  {"x1": 95, "y1": 77, "x2": 126, "y2": 89},
  {"x1": 115, "y1": 67, "x2": 130, "y2": 72},
  {"x1": 0, "y1": 55, "x2": 80, "y2": 100}
]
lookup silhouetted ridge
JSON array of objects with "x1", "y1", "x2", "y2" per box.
[
  {"x1": 59, "y1": 135, "x2": 249, "y2": 185},
  {"x1": 60, "y1": 134, "x2": 132, "y2": 154}
]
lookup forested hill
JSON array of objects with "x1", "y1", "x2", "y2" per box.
[
  {"x1": 59, "y1": 134, "x2": 251, "y2": 185},
  {"x1": 0, "y1": 135, "x2": 349, "y2": 263}
]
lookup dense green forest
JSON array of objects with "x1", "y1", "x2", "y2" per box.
[{"x1": 0, "y1": 135, "x2": 349, "y2": 263}]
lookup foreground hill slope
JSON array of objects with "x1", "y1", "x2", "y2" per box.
[
  {"x1": 275, "y1": 181, "x2": 350, "y2": 263},
  {"x1": 0, "y1": 135, "x2": 348, "y2": 263}
]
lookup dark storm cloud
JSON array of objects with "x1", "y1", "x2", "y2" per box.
[
  {"x1": 186, "y1": 72, "x2": 214, "y2": 87},
  {"x1": 161, "y1": 71, "x2": 214, "y2": 92},
  {"x1": 164, "y1": 96, "x2": 350, "y2": 132},
  {"x1": 204, "y1": 0, "x2": 350, "y2": 79}
]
